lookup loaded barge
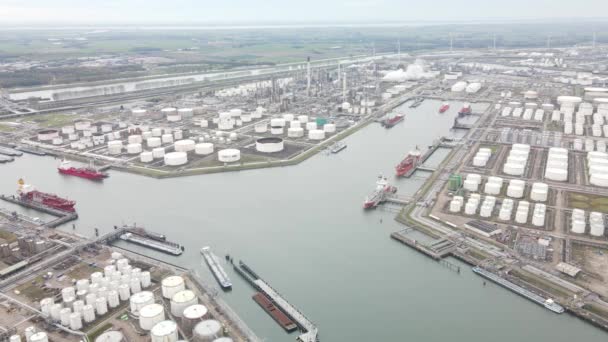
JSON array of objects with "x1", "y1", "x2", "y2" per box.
[
  {"x1": 119, "y1": 231, "x2": 183, "y2": 256},
  {"x1": 201, "y1": 246, "x2": 232, "y2": 290},
  {"x1": 252, "y1": 292, "x2": 298, "y2": 332},
  {"x1": 472, "y1": 266, "x2": 564, "y2": 314}
]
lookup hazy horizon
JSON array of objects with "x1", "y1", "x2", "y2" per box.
[{"x1": 2, "y1": 0, "x2": 608, "y2": 25}]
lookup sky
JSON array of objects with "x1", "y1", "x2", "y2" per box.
[{"x1": 1, "y1": 0, "x2": 608, "y2": 25}]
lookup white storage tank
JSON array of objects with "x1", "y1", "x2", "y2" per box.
[
  {"x1": 107, "y1": 291, "x2": 120, "y2": 308},
  {"x1": 60, "y1": 308, "x2": 71, "y2": 326},
  {"x1": 287, "y1": 127, "x2": 304, "y2": 138},
  {"x1": 152, "y1": 147, "x2": 165, "y2": 159},
  {"x1": 194, "y1": 143, "x2": 214, "y2": 155},
  {"x1": 29, "y1": 332, "x2": 48, "y2": 342},
  {"x1": 175, "y1": 139, "x2": 196, "y2": 152},
  {"x1": 181, "y1": 304, "x2": 208, "y2": 333},
  {"x1": 254, "y1": 124, "x2": 267, "y2": 133},
  {"x1": 130, "y1": 291, "x2": 155, "y2": 315},
  {"x1": 270, "y1": 118, "x2": 286, "y2": 127},
  {"x1": 69, "y1": 312, "x2": 82, "y2": 330},
  {"x1": 118, "y1": 284, "x2": 130, "y2": 301},
  {"x1": 571, "y1": 209, "x2": 586, "y2": 234},
  {"x1": 164, "y1": 152, "x2": 188, "y2": 166},
  {"x1": 51, "y1": 303, "x2": 63, "y2": 321},
  {"x1": 147, "y1": 137, "x2": 162, "y2": 148},
  {"x1": 217, "y1": 149, "x2": 241, "y2": 163},
  {"x1": 151, "y1": 321, "x2": 179, "y2": 342},
  {"x1": 161, "y1": 134, "x2": 174, "y2": 144},
  {"x1": 530, "y1": 182, "x2": 549, "y2": 202},
  {"x1": 161, "y1": 276, "x2": 185, "y2": 299},
  {"x1": 152, "y1": 128, "x2": 163, "y2": 137},
  {"x1": 256, "y1": 137, "x2": 284, "y2": 153},
  {"x1": 95, "y1": 331, "x2": 125, "y2": 342},
  {"x1": 127, "y1": 144, "x2": 142, "y2": 154},
  {"x1": 323, "y1": 124, "x2": 336, "y2": 133},
  {"x1": 270, "y1": 126, "x2": 283, "y2": 135},
  {"x1": 305, "y1": 122, "x2": 317, "y2": 131},
  {"x1": 171, "y1": 290, "x2": 198, "y2": 317},
  {"x1": 308, "y1": 129, "x2": 325, "y2": 140},
  {"x1": 140, "y1": 152, "x2": 153, "y2": 163},
  {"x1": 107, "y1": 141, "x2": 122, "y2": 155},
  {"x1": 82, "y1": 304, "x2": 95, "y2": 323},
  {"x1": 140, "y1": 271, "x2": 151, "y2": 288},
  {"x1": 193, "y1": 320, "x2": 222, "y2": 342},
  {"x1": 95, "y1": 297, "x2": 108, "y2": 316},
  {"x1": 178, "y1": 108, "x2": 194, "y2": 118},
  {"x1": 139, "y1": 303, "x2": 165, "y2": 331}
]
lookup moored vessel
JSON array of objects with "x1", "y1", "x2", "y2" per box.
[
  {"x1": 201, "y1": 247, "x2": 232, "y2": 290},
  {"x1": 395, "y1": 148, "x2": 422, "y2": 177},
  {"x1": 363, "y1": 175, "x2": 397, "y2": 209},
  {"x1": 458, "y1": 102, "x2": 472, "y2": 115},
  {"x1": 439, "y1": 103, "x2": 450, "y2": 113},
  {"x1": 381, "y1": 114, "x2": 404, "y2": 128},
  {"x1": 16, "y1": 178, "x2": 76, "y2": 212},
  {"x1": 58, "y1": 160, "x2": 108, "y2": 180}
]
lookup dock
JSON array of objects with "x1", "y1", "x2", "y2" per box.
[
  {"x1": 472, "y1": 267, "x2": 565, "y2": 314},
  {"x1": 400, "y1": 137, "x2": 450, "y2": 178},
  {"x1": 119, "y1": 232, "x2": 183, "y2": 256},
  {"x1": 0, "y1": 155, "x2": 14, "y2": 163},
  {"x1": 0, "y1": 194, "x2": 78, "y2": 228},
  {"x1": 391, "y1": 229, "x2": 454, "y2": 260},
  {"x1": 235, "y1": 261, "x2": 318, "y2": 342},
  {"x1": 0, "y1": 146, "x2": 22, "y2": 157},
  {"x1": 14, "y1": 145, "x2": 47, "y2": 156}
]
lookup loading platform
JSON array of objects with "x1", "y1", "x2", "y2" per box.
[
  {"x1": 235, "y1": 261, "x2": 318, "y2": 342},
  {"x1": 0, "y1": 194, "x2": 78, "y2": 228},
  {"x1": 391, "y1": 229, "x2": 454, "y2": 260},
  {"x1": 400, "y1": 137, "x2": 454, "y2": 178}
]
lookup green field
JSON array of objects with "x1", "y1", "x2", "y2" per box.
[{"x1": 569, "y1": 193, "x2": 608, "y2": 213}]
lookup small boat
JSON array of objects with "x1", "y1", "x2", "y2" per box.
[
  {"x1": 458, "y1": 103, "x2": 472, "y2": 115},
  {"x1": 330, "y1": 141, "x2": 347, "y2": 153},
  {"x1": 439, "y1": 103, "x2": 450, "y2": 113}
]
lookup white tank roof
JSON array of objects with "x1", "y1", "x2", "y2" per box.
[
  {"x1": 183, "y1": 304, "x2": 208, "y2": 319},
  {"x1": 151, "y1": 320, "x2": 178, "y2": 336}
]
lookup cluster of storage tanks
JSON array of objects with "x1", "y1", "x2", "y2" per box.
[
  {"x1": 451, "y1": 81, "x2": 482, "y2": 93},
  {"x1": 157, "y1": 108, "x2": 196, "y2": 122},
  {"x1": 39, "y1": 252, "x2": 151, "y2": 332},
  {"x1": 7, "y1": 326, "x2": 49, "y2": 342},
  {"x1": 544, "y1": 147, "x2": 569, "y2": 181},
  {"x1": 587, "y1": 151, "x2": 608, "y2": 187},
  {"x1": 571, "y1": 138, "x2": 607, "y2": 153},
  {"x1": 259, "y1": 113, "x2": 336, "y2": 141},
  {"x1": 571, "y1": 209, "x2": 606, "y2": 237},
  {"x1": 550, "y1": 96, "x2": 608, "y2": 137},
  {"x1": 500, "y1": 102, "x2": 550, "y2": 121},
  {"x1": 138, "y1": 274, "x2": 229, "y2": 342},
  {"x1": 472, "y1": 147, "x2": 492, "y2": 167},
  {"x1": 503, "y1": 144, "x2": 530, "y2": 176},
  {"x1": 450, "y1": 194, "x2": 546, "y2": 226},
  {"x1": 211, "y1": 108, "x2": 265, "y2": 130},
  {"x1": 37, "y1": 120, "x2": 130, "y2": 151}
]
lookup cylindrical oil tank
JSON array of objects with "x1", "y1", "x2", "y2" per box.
[
  {"x1": 95, "y1": 297, "x2": 108, "y2": 316},
  {"x1": 152, "y1": 128, "x2": 163, "y2": 137},
  {"x1": 73, "y1": 300, "x2": 85, "y2": 314},
  {"x1": 182, "y1": 304, "x2": 208, "y2": 333},
  {"x1": 515, "y1": 209, "x2": 528, "y2": 224},
  {"x1": 195, "y1": 143, "x2": 214, "y2": 155},
  {"x1": 140, "y1": 271, "x2": 151, "y2": 288},
  {"x1": 174, "y1": 139, "x2": 195, "y2": 152},
  {"x1": 161, "y1": 276, "x2": 185, "y2": 299},
  {"x1": 151, "y1": 321, "x2": 178, "y2": 342},
  {"x1": 161, "y1": 134, "x2": 174, "y2": 144},
  {"x1": 256, "y1": 137, "x2": 284, "y2": 153},
  {"x1": 217, "y1": 149, "x2": 240, "y2": 163},
  {"x1": 60, "y1": 308, "x2": 71, "y2": 326},
  {"x1": 128, "y1": 135, "x2": 142, "y2": 144},
  {"x1": 270, "y1": 118, "x2": 286, "y2": 127},
  {"x1": 545, "y1": 168, "x2": 568, "y2": 181},
  {"x1": 323, "y1": 123, "x2": 336, "y2": 133},
  {"x1": 85, "y1": 293, "x2": 97, "y2": 306},
  {"x1": 118, "y1": 284, "x2": 130, "y2": 301},
  {"x1": 254, "y1": 124, "x2": 267, "y2": 133},
  {"x1": 40, "y1": 298, "x2": 53, "y2": 316},
  {"x1": 130, "y1": 277, "x2": 142, "y2": 294},
  {"x1": 308, "y1": 129, "x2": 325, "y2": 140},
  {"x1": 29, "y1": 332, "x2": 48, "y2": 342},
  {"x1": 530, "y1": 183, "x2": 548, "y2": 202},
  {"x1": 270, "y1": 126, "x2": 283, "y2": 135},
  {"x1": 164, "y1": 152, "x2": 188, "y2": 166},
  {"x1": 50, "y1": 303, "x2": 62, "y2": 321},
  {"x1": 25, "y1": 326, "x2": 36, "y2": 340},
  {"x1": 82, "y1": 304, "x2": 95, "y2": 323},
  {"x1": 127, "y1": 143, "x2": 142, "y2": 154},
  {"x1": 288, "y1": 127, "x2": 304, "y2": 138},
  {"x1": 139, "y1": 303, "x2": 165, "y2": 331},
  {"x1": 193, "y1": 320, "x2": 222, "y2": 342},
  {"x1": 76, "y1": 279, "x2": 90, "y2": 292},
  {"x1": 305, "y1": 122, "x2": 317, "y2": 131},
  {"x1": 91, "y1": 272, "x2": 103, "y2": 284},
  {"x1": 178, "y1": 108, "x2": 194, "y2": 118},
  {"x1": 152, "y1": 147, "x2": 165, "y2": 159},
  {"x1": 107, "y1": 290, "x2": 120, "y2": 308},
  {"x1": 107, "y1": 141, "x2": 122, "y2": 155},
  {"x1": 130, "y1": 291, "x2": 154, "y2": 315},
  {"x1": 171, "y1": 290, "x2": 198, "y2": 317},
  {"x1": 69, "y1": 312, "x2": 82, "y2": 330},
  {"x1": 140, "y1": 152, "x2": 153, "y2": 163},
  {"x1": 62, "y1": 287, "x2": 76, "y2": 301},
  {"x1": 94, "y1": 331, "x2": 125, "y2": 342}
]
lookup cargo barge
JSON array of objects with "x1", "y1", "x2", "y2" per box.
[
  {"x1": 119, "y1": 232, "x2": 183, "y2": 256},
  {"x1": 201, "y1": 246, "x2": 232, "y2": 290},
  {"x1": 330, "y1": 141, "x2": 347, "y2": 153},
  {"x1": 472, "y1": 266, "x2": 564, "y2": 314},
  {"x1": 409, "y1": 97, "x2": 424, "y2": 108},
  {"x1": 252, "y1": 292, "x2": 298, "y2": 332}
]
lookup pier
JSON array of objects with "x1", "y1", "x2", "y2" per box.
[
  {"x1": 235, "y1": 261, "x2": 318, "y2": 342},
  {"x1": 0, "y1": 194, "x2": 78, "y2": 228},
  {"x1": 119, "y1": 232, "x2": 183, "y2": 256},
  {"x1": 391, "y1": 228, "x2": 461, "y2": 273},
  {"x1": 400, "y1": 137, "x2": 453, "y2": 178}
]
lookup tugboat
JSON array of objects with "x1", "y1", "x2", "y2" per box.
[
  {"x1": 395, "y1": 148, "x2": 422, "y2": 177},
  {"x1": 363, "y1": 175, "x2": 397, "y2": 209},
  {"x1": 381, "y1": 114, "x2": 404, "y2": 128},
  {"x1": 439, "y1": 103, "x2": 450, "y2": 113},
  {"x1": 58, "y1": 160, "x2": 108, "y2": 180},
  {"x1": 458, "y1": 103, "x2": 472, "y2": 115},
  {"x1": 16, "y1": 178, "x2": 76, "y2": 212}
]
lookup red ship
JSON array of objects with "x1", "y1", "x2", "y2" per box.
[
  {"x1": 458, "y1": 103, "x2": 472, "y2": 115},
  {"x1": 439, "y1": 103, "x2": 450, "y2": 113},
  {"x1": 58, "y1": 160, "x2": 108, "y2": 180},
  {"x1": 17, "y1": 179, "x2": 76, "y2": 212},
  {"x1": 395, "y1": 148, "x2": 422, "y2": 177},
  {"x1": 363, "y1": 175, "x2": 397, "y2": 209},
  {"x1": 382, "y1": 114, "x2": 404, "y2": 128}
]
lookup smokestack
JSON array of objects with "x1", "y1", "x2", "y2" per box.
[{"x1": 307, "y1": 57, "x2": 311, "y2": 96}]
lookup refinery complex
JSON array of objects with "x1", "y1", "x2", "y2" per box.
[{"x1": 2, "y1": 23, "x2": 608, "y2": 342}]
